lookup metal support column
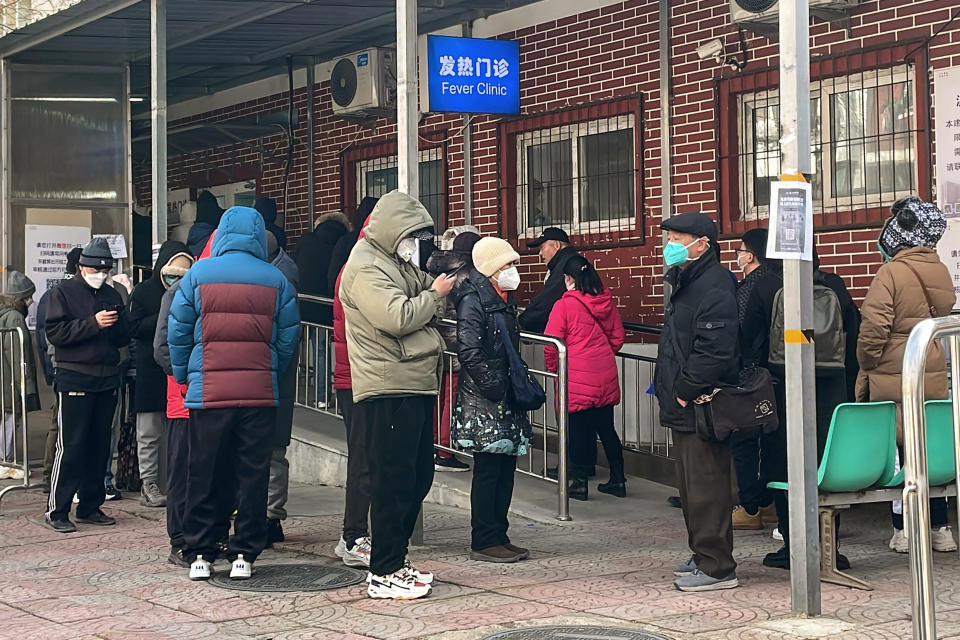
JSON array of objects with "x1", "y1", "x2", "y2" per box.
[
  {"x1": 151, "y1": 0, "x2": 168, "y2": 248},
  {"x1": 779, "y1": 0, "x2": 820, "y2": 616},
  {"x1": 396, "y1": 0, "x2": 419, "y2": 201},
  {"x1": 658, "y1": 0, "x2": 672, "y2": 224},
  {"x1": 462, "y1": 20, "x2": 473, "y2": 226},
  {"x1": 307, "y1": 57, "x2": 316, "y2": 226},
  {"x1": 0, "y1": 58, "x2": 8, "y2": 296},
  {"x1": 397, "y1": 0, "x2": 423, "y2": 546}
]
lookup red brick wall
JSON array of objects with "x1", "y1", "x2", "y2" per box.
[{"x1": 135, "y1": 0, "x2": 960, "y2": 325}]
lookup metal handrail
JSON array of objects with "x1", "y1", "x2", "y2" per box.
[
  {"x1": 901, "y1": 315, "x2": 960, "y2": 640},
  {"x1": 295, "y1": 292, "x2": 572, "y2": 521},
  {"x1": 0, "y1": 327, "x2": 35, "y2": 512}
]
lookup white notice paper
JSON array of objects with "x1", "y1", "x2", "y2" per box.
[
  {"x1": 933, "y1": 66, "x2": 960, "y2": 308},
  {"x1": 766, "y1": 181, "x2": 814, "y2": 262},
  {"x1": 94, "y1": 234, "x2": 128, "y2": 259},
  {"x1": 24, "y1": 224, "x2": 91, "y2": 329}
]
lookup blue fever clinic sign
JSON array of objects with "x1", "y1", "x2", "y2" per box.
[{"x1": 427, "y1": 35, "x2": 520, "y2": 114}]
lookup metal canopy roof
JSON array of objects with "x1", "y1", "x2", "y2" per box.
[{"x1": 0, "y1": 0, "x2": 538, "y2": 111}]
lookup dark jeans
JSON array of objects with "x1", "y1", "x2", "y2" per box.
[
  {"x1": 338, "y1": 389, "x2": 372, "y2": 543},
  {"x1": 892, "y1": 500, "x2": 949, "y2": 529},
  {"x1": 674, "y1": 430, "x2": 736, "y2": 579},
  {"x1": 182, "y1": 407, "x2": 276, "y2": 563},
  {"x1": 47, "y1": 389, "x2": 118, "y2": 521},
  {"x1": 471, "y1": 452, "x2": 517, "y2": 550},
  {"x1": 364, "y1": 395, "x2": 435, "y2": 576},
  {"x1": 570, "y1": 405, "x2": 624, "y2": 481},
  {"x1": 730, "y1": 431, "x2": 773, "y2": 514},
  {"x1": 165, "y1": 417, "x2": 189, "y2": 548}
]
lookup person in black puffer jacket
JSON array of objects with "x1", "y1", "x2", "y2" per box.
[
  {"x1": 654, "y1": 213, "x2": 740, "y2": 594},
  {"x1": 327, "y1": 197, "x2": 379, "y2": 294},
  {"x1": 426, "y1": 227, "x2": 481, "y2": 472},
  {"x1": 452, "y1": 237, "x2": 531, "y2": 564}
]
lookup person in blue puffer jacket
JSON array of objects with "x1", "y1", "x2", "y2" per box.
[{"x1": 168, "y1": 206, "x2": 299, "y2": 582}]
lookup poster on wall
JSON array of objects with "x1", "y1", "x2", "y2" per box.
[
  {"x1": 934, "y1": 67, "x2": 960, "y2": 308},
  {"x1": 23, "y1": 224, "x2": 91, "y2": 329},
  {"x1": 167, "y1": 188, "x2": 191, "y2": 227},
  {"x1": 766, "y1": 181, "x2": 814, "y2": 262}
]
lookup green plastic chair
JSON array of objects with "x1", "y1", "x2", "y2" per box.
[
  {"x1": 768, "y1": 401, "x2": 897, "y2": 493},
  {"x1": 882, "y1": 399, "x2": 958, "y2": 488}
]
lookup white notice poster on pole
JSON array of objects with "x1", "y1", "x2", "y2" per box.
[
  {"x1": 766, "y1": 181, "x2": 814, "y2": 262},
  {"x1": 24, "y1": 224, "x2": 91, "y2": 329},
  {"x1": 933, "y1": 67, "x2": 960, "y2": 307}
]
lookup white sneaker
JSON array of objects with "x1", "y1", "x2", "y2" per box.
[
  {"x1": 889, "y1": 528, "x2": 909, "y2": 553},
  {"x1": 367, "y1": 567, "x2": 431, "y2": 600},
  {"x1": 335, "y1": 536, "x2": 371, "y2": 568},
  {"x1": 230, "y1": 554, "x2": 253, "y2": 579},
  {"x1": 189, "y1": 555, "x2": 213, "y2": 580},
  {"x1": 932, "y1": 526, "x2": 958, "y2": 552},
  {"x1": 404, "y1": 558, "x2": 434, "y2": 584},
  {"x1": 772, "y1": 528, "x2": 783, "y2": 542}
]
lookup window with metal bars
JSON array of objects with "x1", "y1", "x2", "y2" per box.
[
  {"x1": 499, "y1": 97, "x2": 644, "y2": 247},
  {"x1": 718, "y1": 44, "x2": 931, "y2": 235},
  {"x1": 355, "y1": 148, "x2": 444, "y2": 230}
]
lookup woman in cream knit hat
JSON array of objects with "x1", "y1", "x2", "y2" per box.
[{"x1": 451, "y1": 237, "x2": 531, "y2": 563}]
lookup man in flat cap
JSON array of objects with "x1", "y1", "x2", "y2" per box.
[
  {"x1": 518, "y1": 227, "x2": 580, "y2": 333},
  {"x1": 44, "y1": 237, "x2": 130, "y2": 533},
  {"x1": 654, "y1": 212, "x2": 740, "y2": 592}
]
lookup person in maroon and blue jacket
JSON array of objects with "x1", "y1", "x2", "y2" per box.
[{"x1": 168, "y1": 206, "x2": 299, "y2": 582}]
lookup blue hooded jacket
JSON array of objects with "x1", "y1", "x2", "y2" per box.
[{"x1": 168, "y1": 207, "x2": 300, "y2": 409}]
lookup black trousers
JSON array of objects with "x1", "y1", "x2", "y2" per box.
[
  {"x1": 893, "y1": 498, "x2": 949, "y2": 529},
  {"x1": 47, "y1": 389, "x2": 118, "y2": 521},
  {"x1": 471, "y1": 452, "x2": 517, "y2": 550},
  {"x1": 182, "y1": 407, "x2": 276, "y2": 563},
  {"x1": 570, "y1": 405, "x2": 624, "y2": 481},
  {"x1": 731, "y1": 431, "x2": 774, "y2": 514},
  {"x1": 338, "y1": 389, "x2": 372, "y2": 543},
  {"x1": 674, "y1": 430, "x2": 736, "y2": 579},
  {"x1": 364, "y1": 395, "x2": 435, "y2": 576},
  {"x1": 165, "y1": 417, "x2": 189, "y2": 548}
]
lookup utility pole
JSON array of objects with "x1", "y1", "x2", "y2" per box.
[
  {"x1": 150, "y1": 0, "x2": 167, "y2": 249},
  {"x1": 779, "y1": 0, "x2": 821, "y2": 616}
]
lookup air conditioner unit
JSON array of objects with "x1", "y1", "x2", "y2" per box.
[
  {"x1": 329, "y1": 48, "x2": 396, "y2": 118},
  {"x1": 731, "y1": 0, "x2": 860, "y2": 28}
]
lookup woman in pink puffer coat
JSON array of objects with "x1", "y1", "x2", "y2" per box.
[{"x1": 544, "y1": 256, "x2": 625, "y2": 501}]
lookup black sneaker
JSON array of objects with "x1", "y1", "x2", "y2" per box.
[
  {"x1": 763, "y1": 546, "x2": 851, "y2": 571},
  {"x1": 104, "y1": 484, "x2": 122, "y2": 501},
  {"x1": 168, "y1": 546, "x2": 190, "y2": 568},
  {"x1": 434, "y1": 455, "x2": 470, "y2": 472},
  {"x1": 667, "y1": 496, "x2": 683, "y2": 508},
  {"x1": 44, "y1": 515, "x2": 77, "y2": 533},
  {"x1": 266, "y1": 518, "x2": 284, "y2": 548},
  {"x1": 76, "y1": 510, "x2": 116, "y2": 526}
]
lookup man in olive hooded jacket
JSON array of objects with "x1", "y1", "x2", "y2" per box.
[{"x1": 339, "y1": 190, "x2": 455, "y2": 599}]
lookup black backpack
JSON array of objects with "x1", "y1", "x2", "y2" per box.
[{"x1": 768, "y1": 272, "x2": 846, "y2": 369}]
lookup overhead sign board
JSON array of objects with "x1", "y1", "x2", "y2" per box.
[{"x1": 427, "y1": 35, "x2": 520, "y2": 115}]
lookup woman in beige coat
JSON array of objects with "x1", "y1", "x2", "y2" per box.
[{"x1": 856, "y1": 196, "x2": 957, "y2": 554}]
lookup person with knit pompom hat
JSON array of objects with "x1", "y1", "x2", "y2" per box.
[
  {"x1": 0, "y1": 271, "x2": 40, "y2": 479},
  {"x1": 451, "y1": 237, "x2": 531, "y2": 563}
]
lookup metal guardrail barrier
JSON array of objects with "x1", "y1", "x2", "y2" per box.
[
  {"x1": 293, "y1": 293, "x2": 572, "y2": 521},
  {"x1": 901, "y1": 315, "x2": 960, "y2": 640},
  {"x1": 0, "y1": 327, "x2": 36, "y2": 511}
]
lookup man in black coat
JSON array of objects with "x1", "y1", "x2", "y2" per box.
[
  {"x1": 44, "y1": 238, "x2": 131, "y2": 533},
  {"x1": 128, "y1": 240, "x2": 192, "y2": 508},
  {"x1": 518, "y1": 228, "x2": 580, "y2": 333},
  {"x1": 327, "y1": 197, "x2": 379, "y2": 294},
  {"x1": 654, "y1": 212, "x2": 740, "y2": 593}
]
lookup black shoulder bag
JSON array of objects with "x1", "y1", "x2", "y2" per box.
[{"x1": 494, "y1": 314, "x2": 546, "y2": 412}]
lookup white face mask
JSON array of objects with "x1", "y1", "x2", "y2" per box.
[
  {"x1": 497, "y1": 266, "x2": 521, "y2": 292},
  {"x1": 83, "y1": 271, "x2": 108, "y2": 289},
  {"x1": 397, "y1": 237, "x2": 418, "y2": 263}
]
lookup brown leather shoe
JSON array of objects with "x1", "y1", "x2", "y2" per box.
[
  {"x1": 470, "y1": 545, "x2": 522, "y2": 563},
  {"x1": 759, "y1": 504, "x2": 778, "y2": 525},
  {"x1": 732, "y1": 505, "x2": 763, "y2": 531},
  {"x1": 503, "y1": 543, "x2": 529, "y2": 560}
]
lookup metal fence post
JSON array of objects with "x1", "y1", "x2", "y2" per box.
[
  {"x1": 903, "y1": 318, "x2": 938, "y2": 639},
  {"x1": 555, "y1": 339, "x2": 570, "y2": 521},
  {"x1": 150, "y1": 0, "x2": 168, "y2": 246}
]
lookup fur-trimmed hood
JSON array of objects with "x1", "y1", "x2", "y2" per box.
[{"x1": 315, "y1": 212, "x2": 352, "y2": 233}]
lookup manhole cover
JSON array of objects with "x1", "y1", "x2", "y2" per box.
[
  {"x1": 208, "y1": 563, "x2": 365, "y2": 592},
  {"x1": 481, "y1": 628, "x2": 676, "y2": 640}
]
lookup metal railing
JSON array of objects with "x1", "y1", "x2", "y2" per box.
[
  {"x1": 901, "y1": 315, "x2": 960, "y2": 640},
  {"x1": 0, "y1": 327, "x2": 36, "y2": 511},
  {"x1": 293, "y1": 293, "x2": 572, "y2": 521}
]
